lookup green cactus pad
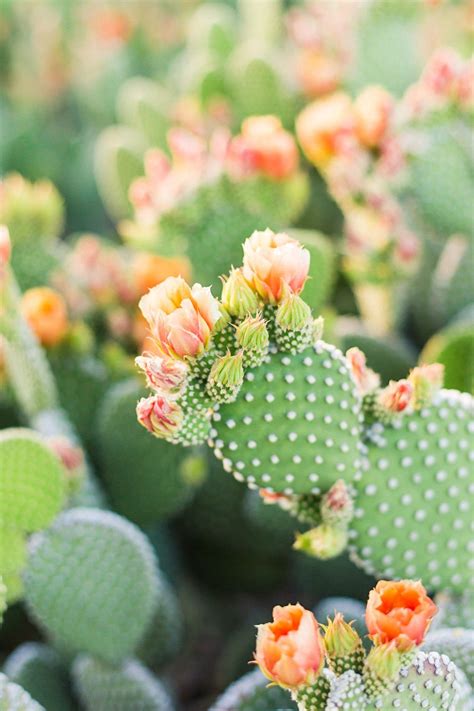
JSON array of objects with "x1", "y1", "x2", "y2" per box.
[
  {"x1": 420, "y1": 324, "x2": 474, "y2": 394},
  {"x1": 136, "y1": 578, "x2": 183, "y2": 670},
  {"x1": 0, "y1": 673, "x2": 45, "y2": 711},
  {"x1": 209, "y1": 669, "x2": 297, "y2": 711},
  {"x1": 210, "y1": 342, "x2": 364, "y2": 495},
  {"x1": 116, "y1": 78, "x2": 170, "y2": 149},
  {"x1": 424, "y1": 629, "x2": 474, "y2": 687},
  {"x1": 368, "y1": 650, "x2": 467, "y2": 710},
  {"x1": 0, "y1": 527, "x2": 27, "y2": 577},
  {"x1": 0, "y1": 429, "x2": 65, "y2": 532},
  {"x1": 97, "y1": 380, "x2": 200, "y2": 524},
  {"x1": 434, "y1": 593, "x2": 474, "y2": 631},
  {"x1": 3, "y1": 643, "x2": 75, "y2": 711},
  {"x1": 24, "y1": 508, "x2": 159, "y2": 664},
  {"x1": 349, "y1": 390, "x2": 474, "y2": 593},
  {"x1": 72, "y1": 655, "x2": 173, "y2": 711}
]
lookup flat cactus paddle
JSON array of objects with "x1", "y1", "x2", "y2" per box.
[
  {"x1": 0, "y1": 673, "x2": 45, "y2": 711},
  {"x1": 24, "y1": 508, "x2": 160, "y2": 664}
]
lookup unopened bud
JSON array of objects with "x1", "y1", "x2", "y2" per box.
[
  {"x1": 408, "y1": 363, "x2": 444, "y2": 409},
  {"x1": 321, "y1": 480, "x2": 354, "y2": 527},
  {"x1": 346, "y1": 347, "x2": 381, "y2": 396},
  {"x1": 236, "y1": 314, "x2": 269, "y2": 367},
  {"x1": 47, "y1": 436, "x2": 85, "y2": 495},
  {"x1": 322, "y1": 613, "x2": 365, "y2": 675},
  {"x1": 221, "y1": 268, "x2": 260, "y2": 319},
  {"x1": 364, "y1": 643, "x2": 403, "y2": 698},
  {"x1": 313, "y1": 315, "x2": 325, "y2": 340},
  {"x1": 294, "y1": 524, "x2": 347, "y2": 560},
  {"x1": 136, "y1": 394, "x2": 183, "y2": 441},
  {"x1": 207, "y1": 351, "x2": 244, "y2": 404},
  {"x1": 136, "y1": 354, "x2": 187, "y2": 395},
  {"x1": 275, "y1": 290, "x2": 314, "y2": 354}
]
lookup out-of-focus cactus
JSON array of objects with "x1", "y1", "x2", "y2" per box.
[
  {"x1": 97, "y1": 379, "x2": 203, "y2": 525},
  {"x1": 424, "y1": 628, "x2": 474, "y2": 687},
  {"x1": 0, "y1": 673, "x2": 45, "y2": 711},
  {"x1": 116, "y1": 78, "x2": 172, "y2": 149},
  {"x1": 24, "y1": 508, "x2": 160, "y2": 664},
  {"x1": 72, "y1": 655, "x2": 174, "y2": 711},
  {"x1": 0, "y1": 174, "x2": 65, "y2": 291},
  {"x1": 136, "y1": 577, "x2": 183, "y2": 670},
  {"x1": 3, "y1": 643, "x2": 75, "y2": 711},
  {"x1": 420, "y1": 320, "x2": 474, "y2": 394},
  {"x1": 209, "y1": 669, "x2": 296, "y2": 711}
]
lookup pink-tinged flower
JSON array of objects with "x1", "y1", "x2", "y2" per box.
[
  {"x1": 136, "y1": 394, "x2": 183, "y2": 439},
  {"x1": 297, "y1": 50, "x2": 342, "y2": 98},
  {"x1": 167, "y1": 127, "x2": 207, "y2": 165},
  {"x1": 354, "y1": 85, "x2": 393, "y2": 148},
  {"x1": 255, "y1": 604, "x2": 325, "y2": 688},
  {"x1": 346, "y1": 347, "x2": 380, "y2": 396},
  {"x1": 139, "y1": 276, "x2": 221, "y2": 361},
  {"x1": 0, "y1": 225, "x2": 11, "y2": 281},
  {"x1": 457, "y1": 58, "x2": 474, "y2": 108},
  {"x1": 345, "y1": 205, "x2": 392, "y2": 253},
  {"x1": 129, "y1": 178, "x2": 154, "y2": 211},
  {"x1": 144, "y1": 149, "x2": 171, "y2": 183},
  {"x1": 378, "y1": 379, "x2": 413, "y2": 413},
  {"x1": 366, "y1": 580, "x2": 437, "y2": 651},
  {"x1": 135, "y1": 354, "x2": 188, "y2": 394},
  {"x1": 259, "y1": 489, "x2": 293, "y2": 510},
  {"x1": 296, "y1": 92, "x2": 355, "y2": 167},
  {"x1": 242, "y1": 229, "x2": 310, "y2": 304},
  {"x1": 228, "y1": 116, "x2": 298, "y2": 181},
  {"x1": 421, "y1": 48, "x2": 462, "y2": 97}
]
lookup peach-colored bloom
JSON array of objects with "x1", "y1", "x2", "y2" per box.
[
  {"x1": 378, "y1": 379, "x2": 413, "y2": 413},
  {"x1": 132, "y1": 252, "x2": 191, "y2": 296},
  {"x1": 366, "y1": 580, "x2": 437, "y2": 651},
  {"x1": 139, "y1": 276, "x2": 221, "y2": 360},
  {"x1": 135, "y1": 354, "x2": 187, "y2": 394},
  {"x1": 136, "y1": 394, "x2": 183, "y2": 439},
  {"x1": 0, "y1": 225, "x2": 11, "y2": 269},
  {"x1": 242, "y1": 229, "x2": 310, "y2": 304},
  {"x1": 346, "y1": 347, "x2": 380, "y2": 396},
  {"x1": 255, "y1": 604, "x2": 325, "y2": 688},
  {"x1": 354, "y1": 85, "x2": 393, "y2": 148},
  {"x1": 297, "y1": 50, "x2": 342, "y2": 98},
  {"x1": 21, "y1": 287, "x2": 69, "y2": 347},
  {"x1": 229, "y1": 116, "x2": 298, "y2": 181},
  {"x1": 296, "y1": 92, "x2": 354, "y2": 167}
]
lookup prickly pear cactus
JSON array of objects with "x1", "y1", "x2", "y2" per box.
[
  {"x1": 24, "y1": 508, "x2": 160, "y2": 664},
  {"x1": 209, "y1": 669, "x2": 296, "y2": 711},
  {"x1": 136, "y1": 577, "x2": 183, "y2": 670},
  {"x1": 424, "y1": 629, "x2": 474, "y2": 687},
  {"x1": 3, "y1": 643, "x2": 75, "y2": 711},
  {"x1": 72, "y1": 655, "x2": 174, "y2": 711},
  {"x1": 0, "y1": 673, "x2": 45, "y2": 711},
  {"x1": 349, "y1": 388, "x2": 474, "y2": 593}
]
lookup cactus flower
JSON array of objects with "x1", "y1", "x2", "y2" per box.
[
  {"x1": 21, "y1": 287, "x2": 69, "y2": 347},
  {"x1": 139, "y1": 276, "x2": 221, "y2": 361},
  {"x1": 242, "y1": 229, "x2": 310, "y2": 304},
  {"x1": 378, "y1": 379, "x2": 413, "y2": 413},
  {"x1": 354, "y1": 85, "x2": 393, "y2": 148},
  {"x1": 136, "y1": 394, "x2": 183, "y2": 440},
  {"x1": 0, "y1": 225, "x2": 11, "y2": 272},
  {"x1": 228, "y1": 115, "x2": 298, "y2": 180},
  {"x1": 346, "y1": 347, "x2": 380, "y2": 396},
  {"x1": 135, "y1": 354, "x2": 188, "y2": 395},
  {"x1": 296, "y1": 92, "x2": 354, "y2": 167},
  {"x1": 408, "y1": 363, "x2": 444, "y2": 408},
  {"x1": 131, "y1": 252, "x2": 191, "y2": 296},
  {"x1": 255, "y1": 604, "x2": 325, "y2": 688},
  {"x1": 221, "y1": 267, "x2": 260, "y2": 318},
  {"x1": 365, "y1": 580, "x2": 437, "y2": 651}
]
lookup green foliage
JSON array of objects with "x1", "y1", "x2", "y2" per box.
[
  {"x1": 421, "y1": 323, "x2": 474, "y2": 394},
  {"x1": 24, "y1": 508, "x2": 160, "y2": 664}
]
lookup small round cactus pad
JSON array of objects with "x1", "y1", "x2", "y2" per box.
[
  {"x1": 210, "y1": 342, "x2": 364, "y2": 495},
  {"x1": 0, "y1": 429, "x2": 65, "y2": 532},
  {"x1": 24, "y1": 508, "x2": 160, "y2": 664},
  {"x1": 350, "y1": 390, "x2": 474, "y2": 593}
]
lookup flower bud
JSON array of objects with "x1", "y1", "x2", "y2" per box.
[
  {"x1": 0, "y1": 225, "x2": 11, "y2": 272},
  {"x1": 294, "y1": 524, "x2": 347, "y2": 560},
  {"x1": 236, "y1": 314, "x2": 269, "y2": 367},
  {"x1": 377, "y1": 379, "x2": 413, "y2": 414},
  {"x1": 364, "y1": 642, "x2": 403, "y2": 697},
  {"x1": 135, "y1": 354, "x2": 188, "y2": 395},
  {"x1": 207, "y1": 351, "x2": 244, "y2": 404},
  {"x1": 21, "y1": 287, "x2": 69, "y2": 347},
  {"x1": 275, "y1": 290, "x2": 314, "y2": 354},
  {"x1": 346, "y1": 347, "x2": 380, "y2": 396},
  {"x1": 136, "y1": 394, "x2": 183, "y2": 441},
  {"x1": 321, "y1": 480, "x2": 354, "y2": 527},
  {"x1": 313, "y1": 315, "x2": 325, "y2": 341},
  {"x1": 408, "y1": 363, "x2": 444, "y2": 409},
  {"x1": 46, "y1": 436, "x2": 85, "y2": 495},
  {"x1": 322, "y1": 613, "x2": 365, "y2": 675},
  {"x1": 221, "y1": 267, "x2": 260, "y2": 318}
]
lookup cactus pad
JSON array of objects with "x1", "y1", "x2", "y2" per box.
[
  {"x1": 350, "y1": 389, "x2": 473, "y2": 593},
  {"x1": 209, "y1": 669, "x2": 297, "y2": 711},
  {"x1": 136, "y1": 578, "x2": 183, "y2": 670},
  {"x1": 424, "y1": 629, "x2": 474, "y2": 687},
  {"x1": 210, "y1": 343, "x2": 363, "y2": 495},
  {"x1": 0, "y1": 429, "x2": 65, "y2": 532},
  {"x1": 3, "y1": 643, "x2": 75, "y2": 711},
  {"x1": 0, "y1": 674, "x2": 45, "y2": 711},
  {"x1": 72, "y1": 655, "x2": 173, "y2": 711},
  {"x1": 24, "y1": 508, "x2": 159, "y2": 664}
]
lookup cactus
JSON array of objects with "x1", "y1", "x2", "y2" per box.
[
  {"x1": 338, "y1": 331, "x2": 416, "y2": 384},
  {"x1": 72, "y1": 655, "x2": 174, "y2": 711},
  {"x1": 24, "y1": 508, "x2": 160, "y2": 664},
  {"x1": 0, "y1": 674, "x2": 45, "y2": 711},
  {"x1": 116, "y1": 77, "x2": 171, "y2": 149},
  {"x1": 349, "y1": 388, "x2": 473, "y2": 593},
  {"x1": 424, "y1": 628, "x2": 474, "y2": 687},
  {"x1": 97, "y1": 379, "x2": 203, "y2": 524},
  {"x1": 420, "y1": 322, "x2": 474, "y2": 394},
  {"x1": 209, "y1": 669, "x2": 296, "y2": 711},
  {"x1": 136, "y1": 577, "x2": 183, "y2": 670},
  {"x1": 3, "y1": 643, "x2": 75, "y2": 711}
]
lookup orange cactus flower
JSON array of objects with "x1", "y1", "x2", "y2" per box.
[
  {"x1": 132, "y1": 252, "x2": 191, "y2": 297},
  {"x1": 21, "y1": 287, "x2": 68, "y2": 347}
]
